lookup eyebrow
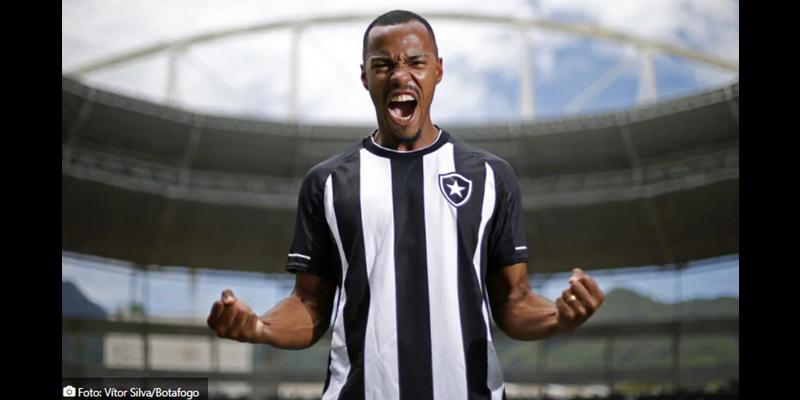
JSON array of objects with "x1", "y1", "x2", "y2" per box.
[{"x1": 368, "y1": 54, "x2": 430, "y2": 64}]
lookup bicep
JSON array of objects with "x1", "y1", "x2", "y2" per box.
[{"x1": 292, "y1": 271, "x2": 337, "y2": 321}]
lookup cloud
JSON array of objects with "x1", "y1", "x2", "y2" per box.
[
  {"x1": 62, "y1": 0, "x2": 738, "y2": 123},
  {"x1": 534, "y1": 0, "x2": 738, "y2": 86}
]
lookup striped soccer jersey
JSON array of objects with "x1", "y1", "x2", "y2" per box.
[{"x1": 285, "y1": 129, "x2": 530, "y2": 400}]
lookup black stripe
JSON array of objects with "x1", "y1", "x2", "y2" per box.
[
  {"x1": 454, "y1": 144, "x2": 492, "y2": 399},
  {"x1": 332, "y1": 153, "x2": 369, "y2": 400},
  {"x1": 322, "y1": 279, "x2": 343, "y2": 395},
  {"x1": 391, "y1": 157, "x2": 434, "y2": 400},
  {"x1": 322, "y1": 291, "x2": 337, "y2": 395}
]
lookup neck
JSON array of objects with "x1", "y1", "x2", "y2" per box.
[{"x1": 374, "y1": 121, "x2": 439, "y2": 151}]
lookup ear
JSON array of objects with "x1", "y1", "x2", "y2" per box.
[
  {"x1": 435, "y1": 57, "x2": 443, "y2": 84},
  {"x1": 360, "y1": 64, "x2": 369, "y2": 90}
]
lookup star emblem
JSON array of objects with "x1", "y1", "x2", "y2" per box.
[
  {"x1": 447, "y1": 180, "x2": 466, "y2": 197},
  {"x1": 438, "y1": 172, "x2": 473, "y2": 208}
]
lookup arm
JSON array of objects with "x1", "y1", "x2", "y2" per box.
[
  {"x1": 207, "y1": 271, "x2": 337, "y2": 349},
  {"x1": 486, "y1": 263, "x2": 605, "y2": 341},
  {"x1": 207, "y1": 163, "x2": 340, "y2": 349}
]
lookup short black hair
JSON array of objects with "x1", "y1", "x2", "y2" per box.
[{"x1": 362, "y1": 10, "x2": 438, "y2": 62}]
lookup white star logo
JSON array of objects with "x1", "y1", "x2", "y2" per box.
[
  {"x1": 447, "y1": 180, "x2": 466, "y2": 198},
  {"x1": 439, "y1": 172, "x2": 472, "y2": 207}
]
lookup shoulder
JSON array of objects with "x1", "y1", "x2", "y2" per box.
[
  {"x1": 302, "y1": 140, "x2": 363, "y2": 186},
  {"x1": 447, "y1": 131, "x2": 519, "y2": 185}
]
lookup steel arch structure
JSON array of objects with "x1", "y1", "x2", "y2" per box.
[{"x1": 64, "y1": 12, "x2": 738, "y2": 121}]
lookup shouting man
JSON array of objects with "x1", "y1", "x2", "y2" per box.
[{"x1": 208, "y1": 10, "x2": 605, "y2": 400}]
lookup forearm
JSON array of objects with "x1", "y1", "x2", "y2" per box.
[
  {"x1": 487, "y1": 264, "x2": 605, "y2": 341},
  {"x1": 494, "y1": 285, "x2": 561, "y2": 341},
  {"x1": 256, "y1": 291, "x2": 330, "y2": 349}
]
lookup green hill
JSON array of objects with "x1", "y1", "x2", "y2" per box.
[{"x1": 588, "y1": 287, "x2": 739, "y2": 323}]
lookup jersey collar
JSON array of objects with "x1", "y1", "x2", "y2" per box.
[{"x1": 363, "y1": 127, "x2": 449, "y2": 159}]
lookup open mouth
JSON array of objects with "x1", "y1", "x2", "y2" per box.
[{"x1": 387, "y1": 94, "x2": 418, "y2": 124}]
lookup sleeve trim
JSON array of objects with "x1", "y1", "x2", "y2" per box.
[{"x1": 288, "y1": 253, "x2": 311, "y2": 260}]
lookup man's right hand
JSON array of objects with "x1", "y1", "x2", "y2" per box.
[{"x1": 207, "y1": 289, "x2": 267, "y2": 343}]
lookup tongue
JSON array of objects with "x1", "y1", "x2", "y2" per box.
[{"x1": 389, "y1": 101, "x2": 416, "y2": 118}]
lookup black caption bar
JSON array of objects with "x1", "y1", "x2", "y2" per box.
[{"x1": 62, "y1": 378, "x2": 208, "y2": 400}]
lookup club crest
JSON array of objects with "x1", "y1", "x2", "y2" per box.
[{"x1": 438, "y1": 172, "x2": 472, "y2": 207}]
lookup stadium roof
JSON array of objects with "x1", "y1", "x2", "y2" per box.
[{"x1": 62, "y1": 77, "x2": 738, "y2": 274}]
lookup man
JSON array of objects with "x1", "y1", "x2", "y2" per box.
[{"x1": 207, "y1": 10, "x2": 604, "y2": 400}]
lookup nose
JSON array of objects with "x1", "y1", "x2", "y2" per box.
[{"x1": 389, "y1": 64, "x2": 414, "y2": 86}]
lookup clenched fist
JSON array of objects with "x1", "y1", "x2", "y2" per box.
[
  {"x1": 555, "y1": 268, "x2": 605, "y2": 334},
  {"x1": 207, "y1": 289, "x2": 267, "y2": 343}
]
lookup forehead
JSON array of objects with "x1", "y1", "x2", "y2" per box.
[{"x1": 365, "y1": 20, "x2": 435, "y2": 56}]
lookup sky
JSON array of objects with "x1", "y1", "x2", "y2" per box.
[{"x1": 62, "y1": 0, "x2": 738, "y2": 124}]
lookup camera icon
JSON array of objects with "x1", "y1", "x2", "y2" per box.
[{"x1": 63, "y1": 385, "x2": 77, "y2": 397}]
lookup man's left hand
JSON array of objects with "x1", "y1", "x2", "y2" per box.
[{"x1": 555, "y1": 268, "x2": 605, "y2": 334}]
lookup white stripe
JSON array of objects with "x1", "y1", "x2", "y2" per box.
[
  {"x1": 423, "y1": 142, "x2": 467, "y2": 400},
  {"x1": 287, "y1": 253, "x2": 311, "y2": 260},
  {"x1": 477, "y1": 163, "x2": 505, "y2": 399},
  {"x1": 321, "y1": 175, "x2": 350, "y2": 400},
  {"x1": 514, "y1": 246, "x2": 527, "y2": 251},
  {"x1": 360, "y1": 149, "x2": 399, "y2": 400},
  {"x1": 475, "y1": 163, "x2": 496, "y2": 339}
]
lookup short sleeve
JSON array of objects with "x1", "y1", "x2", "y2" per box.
[
  {"x1": 486, "y1": 158, "x2": 530, "y2": 270},
  {"x1": 285, "y1": 169, "x2": 338, "y2": 281}
]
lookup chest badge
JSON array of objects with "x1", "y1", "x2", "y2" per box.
[{"x1": 438, "y1": 172, "x2": 473, "y2": 208}]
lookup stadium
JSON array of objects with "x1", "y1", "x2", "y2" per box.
[{"x1": 62, "y1": 3, "x2": 738, "y2": 400}]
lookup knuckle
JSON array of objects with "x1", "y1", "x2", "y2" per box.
[{"x1": 564, "y1": 311, "x2": 574, "y2": 320}]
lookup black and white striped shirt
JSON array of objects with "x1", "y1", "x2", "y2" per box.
[{"x1": 286, "y1": 129, "x2": 529, "y2": 400}]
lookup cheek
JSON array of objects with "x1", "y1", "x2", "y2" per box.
[
  {"x1": 413, "y1": 71, "x2": 434, "y2": 88},
  {"x1": 419, "y1": 73, "x2": 438, "y2": 98},
  {"x1": 369, "y1": 87, "x2": 385, "y2": 107}
]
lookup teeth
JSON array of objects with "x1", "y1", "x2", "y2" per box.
[{"x1": 390, "y1": 94, "x2": 415, "y2": 102}]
